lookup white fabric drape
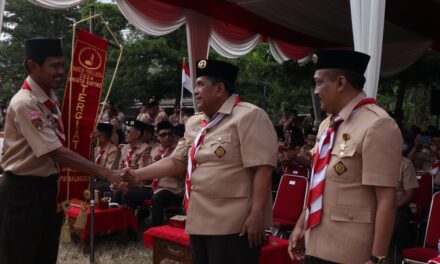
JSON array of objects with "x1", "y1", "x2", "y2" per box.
[
  {"x1": 350, "y1": 0, "x2": 385, "y2": 98},
  {"x1": 29, "y1": 0, "x2": 83, "y2": 9},
  {"x1": 0, "y1": 0, "x2": 5, "y2": 33},
  {"x1": 268, "y1": 38, "x2": 310, "y2": 64},
  {"x1": 210, "y1": 20, "x2": 260, "y2": 58},
  {"x1": 116, "y1": 0, "x2": 185, "y2": 36}
]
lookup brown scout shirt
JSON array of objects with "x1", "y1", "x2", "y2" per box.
[
  {"x1": 171, "y1": 95, "x2": 278, "y2": 235},
  {"x1": 94, "y1": 142, "x2": 120, "y2": 170},
  {"x1": 151, "y1": 145, "x2": 184, "y2": 196},
  {"x1": 118, "y1": 141, "x2": 151, "y2": 170},
  {"x1": 306, "y1": 92, "x2": 403, "y2": 263},
  {"x1": 397, "y1": 157, "x2": 418, "y2": 198},
  {"x1": 1, "y1": 76, "x2": 63, "y2": 176}
]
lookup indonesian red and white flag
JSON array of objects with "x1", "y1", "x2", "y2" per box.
[{"x1": 182, "y1": 59, "x2": 193, "y2": 93}]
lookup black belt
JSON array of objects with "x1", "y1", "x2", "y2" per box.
[{"x1": 4, "y1": 171, "x2": 58, "y2": 183}]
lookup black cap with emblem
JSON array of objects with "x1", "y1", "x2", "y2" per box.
[
  {"x1": 25, "y1": 38, "x2": 63, "y2": 61},
  {"x1": 196, "y1": 60, "x2": 239, "y2": 87},
  {"x1": 312, "y1": 50, "x2": 370, "y2": 75},
  {"x1": 125, "y1": 119, "x2": 148, "y2": 132}
]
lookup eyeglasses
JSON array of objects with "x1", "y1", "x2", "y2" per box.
[{"x1": 158, "y1": 132, "x2": 173, "y2": 137}]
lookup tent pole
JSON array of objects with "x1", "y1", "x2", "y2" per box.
[{"x1": 89, "y1": 4, "x2": 95, "y2": 264}]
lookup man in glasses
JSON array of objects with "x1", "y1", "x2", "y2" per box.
[{"x1": 149, "y1": 121, "x2": 184, "y2": 227}]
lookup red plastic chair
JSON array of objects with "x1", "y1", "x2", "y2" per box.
[
  {"x1": 283, "y1": 166, "x2": 309, "y2": 178},
  {"x1": 411, "y1": 171, "x2": 434, "y2": 222},
  {"x1": 403, "y1": 192, "x2": 440, "y2": 263},
  {"x1": 271, "y1": 174, "x2": 308, "y2": 237},
  {"x1": 409, "y1": 171, "x2": 434, "y2": 245}
]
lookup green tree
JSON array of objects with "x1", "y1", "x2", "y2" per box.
[{"x1": 0, "y1": 0, "x2": 81, "y2": 100}]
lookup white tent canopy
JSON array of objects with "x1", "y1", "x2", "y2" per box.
[{"x1": 1, "y1": 0, "x2": 439, "y2": 99}]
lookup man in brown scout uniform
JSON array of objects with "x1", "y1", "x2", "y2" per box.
[
  {"x1": 288, "y1": 50, "x2": 402, "y2": 264},
  {"x1": 123, "y1": 60, "x2": 278, "y2": 264},
  {"x1": 0, "y1": 38, "x2": 120, "y2": 264},
  {"x1": 93, "y1": 122, "x2": 120, "y2": 194},
  {"x1": 113, "y1": 119, "x2": 153, "y2": 212}
]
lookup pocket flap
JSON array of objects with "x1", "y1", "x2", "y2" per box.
[
  {"x1": 209, "y1": 133, "x2": 232, "y2": 146},
  {"x1": 330, "y1": 206, "x2": 371, "y2": 224},
  {"x1": 331, "y1": 143, "x2": 357, "y2": 158}
]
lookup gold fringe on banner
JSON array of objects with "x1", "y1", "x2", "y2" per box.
[
  {"x1": 60, "y1": 217, "x2": 72, "y2": 243},
  {"x1": 74, "y1": 190, "x2": 90, "y2": 230}
]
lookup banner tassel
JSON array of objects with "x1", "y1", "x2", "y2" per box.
[
  {"x1": 74, "y1": 200, "x2": 88, "y2": 230},
  {"x1": 60, "y1": 216, "x2": 72, "y2": 243}
]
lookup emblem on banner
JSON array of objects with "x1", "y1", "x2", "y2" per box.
[
  {"x1": 79, "y1": 47, "x2": 103, "y2": 70},
  {"x1": 198, "y1": 60, "x2": 207, "y2": 69}
]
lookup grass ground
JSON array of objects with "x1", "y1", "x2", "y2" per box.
[{"x1": 57, "y1": 218, "x2": 178, "y2": 264}]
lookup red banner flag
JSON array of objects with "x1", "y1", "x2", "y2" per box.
[{"x1": 58, "y1": 29, "x2": 109, "y2": 204}]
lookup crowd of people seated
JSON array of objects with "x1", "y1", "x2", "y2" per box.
[{"x1": 92, "y1": 98, "x2": 186, "y2": 228}]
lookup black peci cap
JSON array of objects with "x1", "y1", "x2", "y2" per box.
[
  {"x1": 312, "y1": 50, "x2": 370, "y2": 75},
  {"x1": 126, "y1": 119, "x2": 148, "y2": 132},
  {"x1": 97, "y1": 122, "x2": 113, "y2": 134},
  {"x1": 25, "y1": 38, "x2": 63, "y2": 61},
  {"x1": 157, "y1": 121, "x2": 173, "y2": 132},
  {"x1": 196, "y1": 60, "x2": 239, "y2": 85}
]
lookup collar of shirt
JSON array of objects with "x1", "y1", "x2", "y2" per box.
[
  {"x1": 337, "y1": 91, "x2": 367, "y2": 122},
  {"x1": 26, "y1": 76, "x2": 58, "y2": 107},
  {"x1": 201, "y1": 94, "x2": 238, "y2": 123}
]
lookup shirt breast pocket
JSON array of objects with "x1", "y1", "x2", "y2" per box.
[
  {"x1": 329, "y1": 143, "x2": 360, "y2": 182},
  {"x1": 207, "y1": 133, "x2": 233, "y2": 161}
]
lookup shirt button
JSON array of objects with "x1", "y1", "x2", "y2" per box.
[
  {"x1": 190, "y1": 186, "x2": 195, "y2": 191},
  {"x1": 218, "y1": 137, "x2": 222, "y2": 142},
  {"x1": 196, "y1": 164, "x2": 199, "y2": 168},
  {"x1": 199, "y1": 145, "x2": 203, "y2": 149}
]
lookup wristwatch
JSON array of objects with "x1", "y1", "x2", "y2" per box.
[{"x1": 370, "y1": 255, "x2": 388, "y2": 264}]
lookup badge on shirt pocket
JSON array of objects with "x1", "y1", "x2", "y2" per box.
[
  {"x1": 27, "y1": 111, "x2": 44, "y2": 131},
  {"x1": 334, "y1": 161, "x2": 347, "y2": 175}
]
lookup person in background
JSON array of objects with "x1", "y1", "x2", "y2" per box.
[
  {"x1": 169, "y1": 105, "x2": 182, "y2": 126},
  {"x1": 146, "y1": 98, "x2": 168, "y2": 126},
  {"x1": 93, "y1": 122, "x2": 120, "y2": 194},
  {"x1": 113, "y1": 119, "x2": 152, "y2": 216},
  {"x1": 390, "y1": 156, "x2": 418, "y2": 262},
  {"x1": 149, "y1": 121, "x2": 184, "y2": 226}
]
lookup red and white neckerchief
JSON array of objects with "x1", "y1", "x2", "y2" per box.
[
  {"x1": 124, "y1": 145, "x2": 137, "y2": 168},
  {"x1": 151, "y1": 145, "x2": 175, "y2": 189},
  {"x1": 22, "y1": 80, "x2": 66, "y2": 144},
  {"x1": 305, "y1": 98, "x2": 377, "y2": 230},
  {"x1": 95, "y1": 148, "x2": 106, "y2": 165},
  {"x1": 184, "y1": 95, "x2": 240, "y2": 212}
]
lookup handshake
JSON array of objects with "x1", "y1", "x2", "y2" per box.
[{"x1": 106, "y1": 168, "x2": 140, "y2": 187}]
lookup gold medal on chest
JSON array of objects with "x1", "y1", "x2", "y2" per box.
[
  {"x1": 334, "y1": 161, "x2": 347, "y2": 175},
  {"x1": 215, "y1": 146, "x2": 226, "y2": 158},
  {"x1": 338, "y1": 142, "x2": 347, "y2": 156}
]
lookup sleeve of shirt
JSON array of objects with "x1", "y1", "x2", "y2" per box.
[
  {"x1": 14, "y1": 100, "x2": 62, "y2": 158},
  {"x1": 171, "y1": 138, "x2": 187, "y2": 162},
  {"x1": 362, "y1": 117, "x2": 403, "y2": 187},
  {"x1": 402, "y1": 159, "x2": 419, "y2": 190},
  {"x1": 238, "y1": 108, "x2": 278, "y2": 168}
]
